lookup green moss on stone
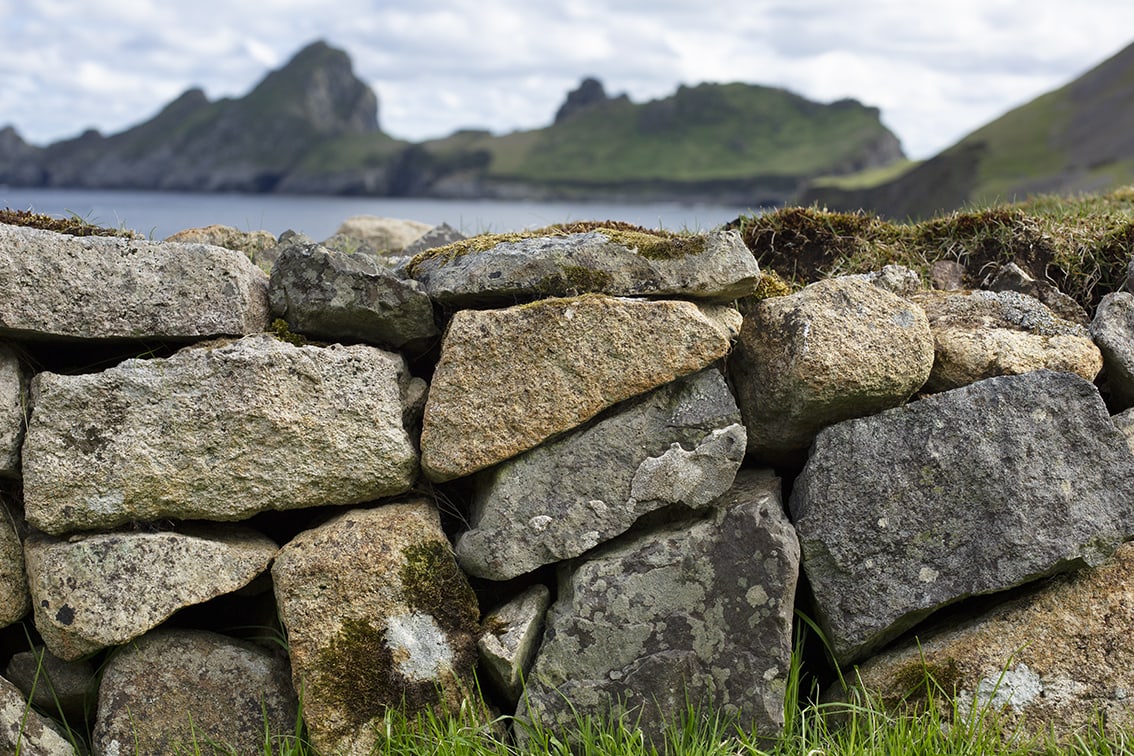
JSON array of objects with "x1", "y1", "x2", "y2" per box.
[
  {"x1": 882, "y1": 656, "x2": 963, "y2": 710},
  {"x1": 271, "y1": 318, "x2": 308, "y2": 347},
  {"x1": 533, "y1": 265, "x2": 615, "y2": 295},
  {"x1": 399, "y1": 540, "x2": 480, "y2": 637}
]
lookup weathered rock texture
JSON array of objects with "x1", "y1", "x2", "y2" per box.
[
  {"x1": 421, "y1": 294, "x2": 741, "y2": 481},
  {"x1": 0, "y1": 344, "x2": 26, "y2": 476},
  {"x1": 22, "y1": 334, "x2": 419, "y2": 534},
  {"x1": 478, "y1": 585, "x2": 551, "y2": 705},
  {"x1": 406, "y1": 229, "x2": 761, "y2": 306},
  {"x1": 985, "y1": 262, "x2": 1089, "y2": 326},
  {"x1": 334, "y1": 215, "x2": 431, "y2": 253},
  {"x1": 93, "y1": 629, "x2": 297, "y2": 756},
  {"x1": 0, "y1": 498, "x2": 27, "y2": 629},
  {"x1": 456, "y1": 367, "x2": 745, "y2": 579},
  {"x1": 5, "y1": 647, "x2": 96, "y2": 725},
  {"x1": 1091, "y1": 291, "x2": 1134, "y2": 410},
  {"x1": 0, "y1": 675, "x2": 76, "y2": 756},
  {"x1": 790, "y1": 370, "x2": 1134, "y2": 665},
  {"x1": 731, "y1": 277, "x2": 934, "y2": 458},
  {"x1": 272, "y1": 501, "x2": 480, "y2": 756},
  {"x1": 0, "y1": 223, "x2": 270, "y2": 340},
  {"x1": 163, "y1": 224, "x2": 279, "y2": 272},
  {"x1": 520, "y1": 470, "x2": 799, "y2": 746}
]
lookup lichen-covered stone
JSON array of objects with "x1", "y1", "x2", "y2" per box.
[
  {"x1": 1091, "y1": 291, "x2": 1134, "y2": 410},
  {"x1": 478, "y1": 585, "x2": 550, "y2": 705},
  {"x1": 164, "y1": 224, "x2": 278, "y2": 272},
  {"x1": 22, "y1": 334, "x2": 419, "y2": 534},
  {"x1": 731, "y1": 276, "x2": 934, "y2": 459},
  {"x1": 421, "y1": 294, "x2": 741, "y2": 481},
  {"x1": 0, "y1": 344, "x2": 27, "y2": 477},
  {"x1": 24, "y1": 524, "x2": 277, "y2": 660},
  {"x1": 93, "y1": 628, "x2": 297, "y2": 756},
  {"x1": 520, "y1": 470, "x2": 799, "y2": 746},
  {"x1": 0, "y1": 222, "x2": 270, "y2": 340},
  {"x1": 791, "y1": 370, "x2": 1134, "y2": 665},
  {"x1": 0, "y1": 497, "x2": 28, "y2": 629},
  {"x1": 456, "y1": 368, "x2": 745, "y2": 580},
  {"x1": 0, "y1": 675, "x2": 76, "y2": 755},
  {"x1": 984, "y1": 262, "x2": 1089, "y2": 326},
  {"x1": 272, "y1": 501, "x2": 480, "y2": 756}
]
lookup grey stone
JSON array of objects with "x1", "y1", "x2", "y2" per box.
[
  {"x1": 1091, "y1": 291, "x2": 1134, "y2": 410},
  {"x1": 477, "y1": 585, "x2": 551, "y2": 706},
  {"x1": 92, "y1": 628, "x2": 296, "y2": 756},
  {"x1": 931, "y1": 260, "x2": 966, "y2": 291},
  {"x1": 421, "y1": 295, "x2": 741, "y2": 482},
  {"x1": 22, "y1": 334, "x2": 419, "y2": 534},
  {"x1": 848, "y1": 264, "x2": 923, "y2": 297},
  {"x1": 0, "y1": 223, "x2": 270, "y2": 341},
  {"x1": 456, "y1": 368, "x2": 746, "y2": 580},
  {"x1": 405, "y1": 228, "x2": 760, "y2": 306},
  {"x1": 333, "y1": 215, "x2": 431, "y2": 253},
  {"x1": 0, "y1": 497, "x2": 28, "y2": 629},
  {"x1": 730, "y1": 276, "x2": 934, "y2": 459},
  {"x1": 985, "y1": 262, "x2": 1089, "y2": 326},
  {"x1": 24, "y1": 524, "x2": 277, "y2": 660},
  {"x1": 272, "y1": 501, "x2": 480, "y2": 756},
  {"x1": 401, "y1": 222, "x2": 467, "y2": 259},
  {"x1": 164, "y1": 224, "x2": 278, "y2": 273},
  {"x1": 519, "y1": 469, "x2": 799, "y2": 746},
  {"x1": 0, "y1": 675, "x2": 76, "y2": 755},
  {"x1": 0, "y1": 344, "x2": 27, "y2": 476},
  {"x1": 6, "y1": 646, "x2": 97, "y2": 725},
  {"x1": 268, "y1": 231, "x2": 439, "y2": 349},
  {"x1": 790, "y1": 370, "x2": 1134, "y2": 665},
  {"x1": 1114, "y1": 407, "x2": 1134, "y2": 456}
]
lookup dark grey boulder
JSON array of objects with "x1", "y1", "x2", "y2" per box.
[
  {"x1": 1091, "y1": 291, "x2": 1134, "y2": 410},
  {"x1": 790, "y1": 370, "x2": 1134, "y2": 665},
  {"x1": 5, "y1": 646, "x2": 96, "y2": 726}
]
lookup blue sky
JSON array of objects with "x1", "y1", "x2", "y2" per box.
[{"x1": 2, "y1": 0, "x2": 1133, "y2": 159}]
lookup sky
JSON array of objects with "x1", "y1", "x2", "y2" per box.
[{"x1": 2, "y1": 1, "x2": 1133, "y2": 161}]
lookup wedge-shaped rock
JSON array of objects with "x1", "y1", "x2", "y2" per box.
[
  {"x1": 478, "y1": 585, "x2": 550, "y2": 706},
  {"x1": 24, "y1": 525, "x2": 277, "y2": 661},
  {"x1": 456, "y1": 368, "x2": 745, "y2": 580},
  {"x1": 1092, "y1": 291, "x2": 1134, "y2": 410},
  {"x1": 421, "y1": 295, "x2": 741, "y2": 481},
  {"x1": 520, "y1": 470, "x2": 799, "y2": 747},
  {"x1": 93, "y1": 629, "x2": 297, "y2": 756},
  {"x1": 845, "y1": 542, "x2": 1134, "y2": 744},
  {"x1": 731, "y1": 276, "x2": 934, "y2": 460},
  {"x1": 273, "y1": 501, "x2": 480, "y2": 756},
  {"x1": 790, "y1": 370, "x2": 1134, "y2": 666},
  {"x1": 0, "y1": 675, "x2": 76, "y2": 756},
  {"x1": 405, "y1": 228, "x2": 760, "y2": 306},
  {"x1": 22, "y1": 335, "x2": 420, "y2": 534},
  {"x1": 0, "y1": 223, "x2": 269, "y2": 340},
  {"x1": 0, "y1": 345, "x2": 27, "y2": 477},
  {"x1": 0, "y1": 497, "x2": 27, "y2": 629},
  {"x1": 912, "y1": 289, "x2": 1101, "y2": 392}
]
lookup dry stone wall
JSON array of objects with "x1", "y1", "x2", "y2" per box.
[{"x1": 2, "y1": 218, "x2": 1134, "y2": 753}]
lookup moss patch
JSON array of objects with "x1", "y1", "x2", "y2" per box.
[
  {"x1": 399, "y1": 540, "x2": 480, "y2": 637},
  {"x1": 0, "y1": 208, "x2": 137, "y2": 238},
  {"x1": 881, "y1": 657, "x2": 964, "y2": 711}
]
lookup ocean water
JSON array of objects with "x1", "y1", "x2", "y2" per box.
[{"x1": 0, "y1": 187, "x2": 755, "y2": 241}]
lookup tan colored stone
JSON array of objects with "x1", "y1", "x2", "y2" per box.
[
  {"x1": 420, "y1": 295, "x2": 740, "y2": 481},
  {"x1": 334, "y1": 216, "x2": 431, "y2": 253},
  {"x1": 164, "y1": 224, "x2": 278, "y2": 271}
]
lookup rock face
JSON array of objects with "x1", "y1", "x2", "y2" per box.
[
  {"x1": 405, "y1": 229, "x2": 761, "y2": 306},
  {"x1": 731, "y1": 277, "x2": 934, "y2": 459},
  {"x1": 421, "y1": 294, "x2": 741, "y2": 481},
  {"x1": 0, "y1": 223, "x2": 270, "y2": 340},
  {"x1": 912, "y1": 289, "x2": 1101, "y2": 392},
  {"x1": 164, "y1": 224, "x2": 279, "y2": 271},
  {"x1": 22, "y1": 335, "x2": 420, "y2": 534},
  {"x1": 93, "y1": 629, "x2": 297, "y2": 756},
  {"x1": 790, "y1": 370, "x2": 1134, "y2": 665},
  {"x1": 478, "y1": 585, "x2": 551, "y2": 705},
  {"x1": 847, "y1": 542, "x2": 1134, "y2": 744},
  {"x1": 0, "y1": 497, "x2": 27, "y2": 629},
  {"x1": 0, "y1": 675, "x2": 76, "y2": 756},
  {"x1": 456, "y1": 368, "x2": 746, "y2": 580},
  {"x1": 24, "y1": 525, "x2": 277, "y2": 660},
  {"x1": 268, "y1": 231, "x2": 439, "y2": 349},
  {"x1": 5, "y1": 647, "x2": 96, "y2": 725},
  {"x1": 520, "y1": 470, "x2": 799, "y2": 746},
  {"x1": 0, "y1": 345, "x2": 26, "y2": 476},
  {"x1": 985, "y1": 262, "x2": 1089, "y2": 326},
  {"x1": 334, "y1": 216, "x2": 431, "y2": 253},
  {"x1": 272, "y1": 501, "x2": 480, "y2": 756},
  {"x1": 1091, "y1": 291, "x2": 1134, "y2": 410}
]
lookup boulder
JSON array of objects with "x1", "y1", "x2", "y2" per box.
[
  {"x1": 6, "y1": 647, "x2": 98, "y2": 725},
  {"x1": 0, "y1": 675, "x2": 76, "y2": 755},
  {"x1": 0, "y1": 496, "x2": 27, "y2": 629},
  {"x1": 478, "y1": 585, "x2": 551, "y2": 705},
  {"x1": 845, "y1": 264, "x2": 922, "y2": 298},
  {"x1": 0, "y1": 223, "x2": 270, "y2": 340},
  {"x1": 22, "y1": 334, "x2": 420, "y2": 534},
  {"x1": 455, "y1": 368, "x2": 746, "y2": 580},
  {"x1": 730, "y1": 276, "x2": 934, "y2": 460},
  {"x1": 0, "y1": 344, "x2": 26, "y2": 476},
  {"x1": 1091, "y1": 292, "x2": 1134, "y2": 410},
  {"x1": 984, "y1": 262, "x2": 1089, "y2": 326},
  {"x1": 401, "y1": 222, "x2": 467, "y2": 258},
  {"x1": 272, "y1": 501, "x2": 480, "y2": 756},
  {"x1": 333, "y1": 215, "x2": 431, "y2": 253},
  {"x1": 164, "y1": 224, "x2": 278, "y2": 272},
  {"x1": 24, "y1": 524, "x2": 277, "y2": 660},
  {"x1": 405, "y1": 228, "x2": 760, "y2": 307},
  {"x1": 421, "y1": 294, "x2": 741, "y2": 481},
  {"x1": 790, "y1": 370, "x2": 1134, "y2": 665},
  {"x1": 930, "y1": 260, "x2": 966, "y2": 291},
  {"x1": 845, "y1": 542, "x2": 1134, "y2": 744},
  {"x1": 520, "y1": 470, "x2": 799, "y2": 746},
  {"x1": 912, "y1": 289, "x2": 1101, "y2": 392},
  {"x1": 93, "y1": 629, "x2": 297, "y2": 756},
  {"x1": 268, "y1": 231, "x2": 439, "y2": 350}
]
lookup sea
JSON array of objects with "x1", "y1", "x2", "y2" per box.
[{"x1": 0, "y1": 187, "x2": 755, "y2": 242}]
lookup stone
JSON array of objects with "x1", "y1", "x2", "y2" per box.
[
  {"x1": 268, "y1": 231, "x2": 439, "y2": 350},
  {"x1": 0, "y1": 675, "x2": 76, "y2": 755},
  {"x1": 405, "y1": 228, "x2": 760, "y2": 307},
  {"x1": 730, "y1": 276, "x2": 934, "y2": 460},
  {"x1": 24, "y1": 524, "x2": 277, "y2": 660},
  {"x1": 272, "y1": 501, "x2": 480, "y2": 756},
  {"x1": 984, "y1": 262, "x2": 1090, "y2": 326},
  {"x1": 0, "y1": 222, "x2": 270, "y2": 340},
  {"x1": 164, "y1": 224, "x2": 278, "y2": 272},
  {"x1": 1114, "y1": 407, "x2": 1134, "y2": 456},
  {"x1": 22, "y1": 334, "x2": 420, "y2": 534},
  {"x1": 401, "y1": 222, "x2": 467, "y2": 258},
  {"x1": 93, "y1": 628, "x2": 297, "y2": 756},
  {"x1": 478, "y1": 585, "x2": 551, "y2": 705},
  {"x1": 847, "y1": 264, "x2": 922, "y2": 298},
  {"x1": 455, "y1": 368, "x2": 746, "y2": 580},
  {"x1": 333, "y1": 215, "x2": 431, "y2": 253},
  {"x1": 5, "y1": 647, "x2": 97, "y2": 725},
  {"x1": 845, "y1": 542, "x2": 1134, "y2": 744},
  {"x1": 790, "y1": 370, "x2": 1134, "y2": 665},
  {"x1": 0, "y1": 344, "x2": 27, "y2": 476},
  {"x1": 519, "y1": 470, "x2": 799, "y2": 746},
  {"x1": 930, "y1": 259, "x2": 966, "y2": 290},
  {"x1": 1091, "y1": 292, "x2": 1134, "y2": 410},
  {"x1": 0, "y1": 496, "x2": 28, "y2": 629},
  {"x1": 421, "y1": 294, "x2": 741, "y2": 481},
  {"x1": 912, "y1": 289, "x2": 1101, "y2": 392}
]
